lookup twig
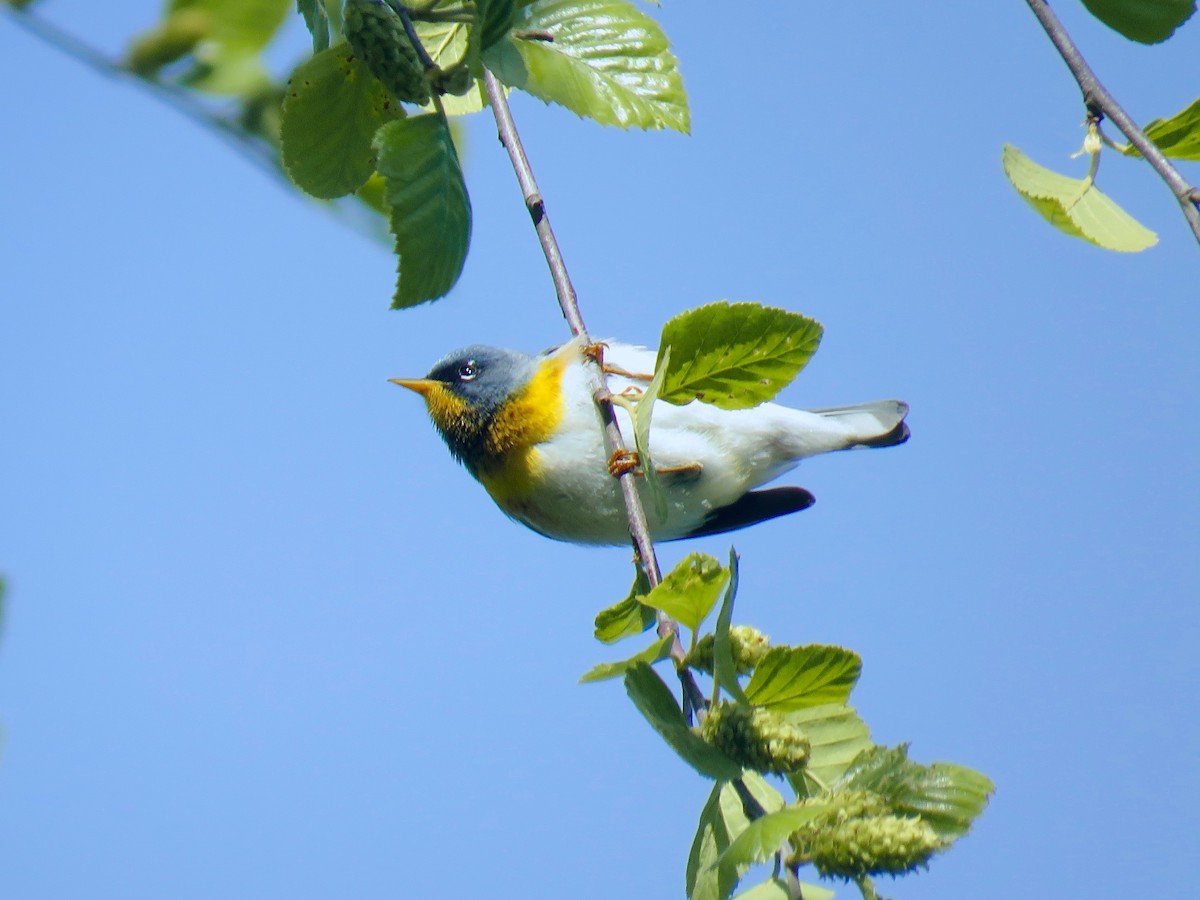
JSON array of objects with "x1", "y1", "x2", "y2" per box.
[
  {"x1": 480, "y1": 69, "x2": 706, "y2": 703},
  {"x1": 1023, "y1": 0, "x2": 1200, "y2": 246},
  {"x1": 4, "y1": 5, "x2": 283, "y2": 182}
]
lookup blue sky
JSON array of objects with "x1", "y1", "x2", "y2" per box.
[{"x1": 2, "y1": 2, "x2": 1198, "y2": 898}]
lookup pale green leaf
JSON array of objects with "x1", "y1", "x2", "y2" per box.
[
  {"x1": 483, "y1": 0, "x2": 689, "y2": 132},
  {"x1": 716, "y1": 803, "x2": 829, "y2": 870},
  {"x1": 1001, "y1": 144, "x2": 1157, "y2": 252},
  {"x1": 784, "y1": 704, "x2": 873, "y2": 795},
  {"x1": 712, "y1": 548, "x2": 749, "y2": 706},
  {"x1": 374, "y1": 115, "x2": 473, "y2": 306},
  {"x1": 1081, "y1": 0, "x2": 1195, "y2": 43},
  {"x1": 641, "y1": 553, "x2": 730, "y2": 634},
  {"x1": 297, "y1": 0, "x2": 330, "y2": 53},
  {"x1": 178, "y1": 45, "x2": 272, "y2": 95},
  {"x1": 580, "y1": 633, "x2": 674, "y2": 682},
  {"x1": 734, "y1": 882, "x2": 834, "y2": 900},
  {"x1": 169, "y1": 0, "x2": 291, "y2": 48},
  {"x1": 687, "y1": 774, "x2": 785, "y2": 900},
  {"x1": 624, "y1": 663, "x2": 743, "y2": 780},
  {"x1": 835, "y1": 745, "x2": 995, "y2": 841},
  {"x1": 281, "y1": 43, "x2": 404, "y2": 199},
  {"x1": 657, "y1": 302, "x2": 823, "y2": 410},
  {"x1": 744, "y1": 645, "x2": 862, "y2": 712},
  {"x1": 593, "y1": 564, "x2": 655, "y2": 643},
  {"x1": 633, "y1": 345, "x2": 670, "y2": 521},
  {"x1": 1122, "y1": 96, "x2": 1200, "y2": 160}
]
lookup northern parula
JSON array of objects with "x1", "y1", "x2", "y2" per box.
[{"x1": 392, "y1": 338, "x2": 909, "y2": 544}]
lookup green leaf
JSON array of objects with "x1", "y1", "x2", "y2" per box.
[
  {"x1": 657, "y1": 302, "x2": 823, "y2": 410},
  {"x1": 281, "y1": 44, "x2": 404, "y2": 199},
  {"x1": 374, "y1": 115, "x2": 473, "y2": 307},
  {"x1": 624, "y1": 663, "x2": 743, "y2": 780},
  {"x1": 1081, "y1": 0, "x2": 1195, "y2": 43},
  {"x1": 594, "y1": 564, "x2": 656, "y2": 643},
  {"x1": 716, "y1": 803, "x2": 830, "y2": 870},
  {"x1": 483, "y1": 0, "x2": 689, "y2": 132},
  {"x1": 632, "y1": 345, "x2": 670, "y2": 521},
  {"x1": 641, "y1": 553, "x2": 730, "y2": 635},
  {"x1": 687, "y1": 773, "x2": 785, "y2": 900},
  {"x1": 734, "y1": 881, "x2": 833, "y2": 900},
  {"x1": 580, "y1": 633, "x2": 674, "y2": 683},
  {"x1": 712, "y1": 548, "x2": 749, "y2": 706},
  {"x1": 743, "y1": 645, "x2": 862, "y2": 712},
  {"x1": 170, "y1": 0, "x2": 291, "y2": 49},
  {"x1": 1122, "y1": 96, "x2": 1200, "y2": 160},
  {"x1": 784, "y1": 704, "x2": 874, "y2": 795},
  {"x1": 1001, "y1": 144, "x2": 1157, "y2": 252},
  {"x1": 836, "y1": 745, "x2": 995, "y2": 841},
  {"x1": 297, "y1": 0, "x2": 330, "y2": 53},
  {"x1": 480, "y1": 0, "x2": 516, "y2": 50}
]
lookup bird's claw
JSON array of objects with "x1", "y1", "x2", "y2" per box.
[{"x1": 608, "y1": 449, "x2": 640, "y2": 478}]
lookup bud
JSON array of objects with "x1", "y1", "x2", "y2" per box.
[
  {"x1": 698, "y1": 702, "x2": 809, "y2": 774},
  {"x1": 343, "y1": 0, "x2": 430, "y2": 105},
  {"x1": 808, "y1": 814, "x2": 945, "y2": 878},
  {"x1": 686, "y1": 625, "x2": 771, "y2": 675}
]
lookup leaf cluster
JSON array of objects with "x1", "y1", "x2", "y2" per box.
[{"x1": 586, "y1": 549, "x2": 993, "y2": 900}]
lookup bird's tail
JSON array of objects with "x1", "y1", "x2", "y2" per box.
[{"x1": 807, "y1": 400, "x2": 910, "y2": 449}]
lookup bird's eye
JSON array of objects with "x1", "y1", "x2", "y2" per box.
[{"x1": 458, "y1": 361, "x2": 478, "y2": 381}]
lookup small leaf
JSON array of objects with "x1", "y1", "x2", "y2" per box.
[
  {"x1": 784, "y1": 704, "x2": 874, "y2": 795},
  {"x1": 374, "y1": 115, "x2": 473, "y2": 306},
  {"x1": 641, "y1": 553, "x2": 730, "y2": 635},
  {"x1": 169, "y1": 0, "x2": 291, "y2": 49},
  {"x1": 836, "y1": 745, "x2": 995, "y2": 841},
  {"x1": 624, "y1": 663, "x2": 743, "y2": 780},
  {"x1": 1122, "y1": 96, "x2": 1200, "y2": 160},
  {"x1": 632, "y1": 345, "x2": 670, "y2": 521},
  {"x1": 1081, "y1": 0, "x2": 1195, "y2": 43},
  {"x1": 1001, "y1": 144, "x2": 1157, "y2": 252},
  {"x1": 281, "y1": 43, "x2": 404, "y2": 199},
  {"x1": 594, "y1": 565, "x2": 656, "y2": 644},
  {"x1": 483, "y1": 0, "x2": 689, "y2": 132},
  {"x1": 734, "y1": 882, "x2": 833, "y2": 900},
  {"x1": 712, "y1": 548, "x2": 749, "y2": 706},
  {"x1": 297, "y1": 0, "x2": 330, "y2": 53},
  {"x1": 580, "y1": 633, "x2": 674, "y2": 683},
  {"x1": 688, "y1": 774, "x2": 785, "y2": 900},
  {"x1": 716, "y1": 803, "x2": 829, "y2": 870},
  {"x1": 744, "y1": 645, "x2": 862, "y2": 712},
  {"x1": 657, "y1": 302, "x2": 823, "y2": 410}
]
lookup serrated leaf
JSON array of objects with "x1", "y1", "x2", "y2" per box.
[
  {"x1": 657, "y1": 302, "x2": 823, "y2": 410},
  {"x1": 836, "y1": 745, "x2": 995, "y2": 841},
  {"x1": 633, "y1": 345, "x2": 670, "y2": 521},
  {"x1": 624, "y1": 663, "x2": 743, "y2": 780},
  {"x1": 716, "y1": 803, "x2": 830, "y2": 870},
  {"x1": 712, "y1": 548, "x2": 749, "y2": 706},
  {"x1": 297, "y1": 0, "x2": 330, "y2": 53},
  {"x1": 784, "y1": 704, "x2": 874, "y2": 795},
  {"x1": 281, "y1": 44, "x2": 404, "y2": 199},
  {"x1": 744, "y1": 645, "x2": 862, "y2": 712},
  {"x1": 641, "y1": 553, "x2": 730, "y2": 634},
  {"x1": 580, "y1": 633, "x2": 674, "y2": 682},
  {"x1": 594, "y1": 564, "x2": 655, "y2": 643},
  {"x1": 1081, "y1": 0, "x2": 1195, "y2": 43},
  {"x1": 1002, "y1": 144, "x2": 1157, "y2": 252},
  {"x1": 687, "y1": 773, "x2": 785, "y2": 900},
  {"x1": 374, "y1": 115, "x2": 473, "y2": 306},
  {"x1": 1121, "y1": 96, "x2": 1200, "y2": 160},
  {"x1": 483, "y1": 0, "x2": 689, "y2": 132}
]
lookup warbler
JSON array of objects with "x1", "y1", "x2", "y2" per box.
[{"x1": 392, "y1": 338, "x2": 909, "y2": 544}]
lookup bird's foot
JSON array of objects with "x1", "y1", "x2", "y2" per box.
[{"x1": 608, "y1": 449, "x2": 641, "y2": 478}]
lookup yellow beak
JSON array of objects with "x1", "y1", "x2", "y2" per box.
[{"x1": 389, "y1": 377, "x2": 439, "y2": 396}]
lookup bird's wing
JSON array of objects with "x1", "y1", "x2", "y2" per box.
[{"x1": 673, "y1": 486, "x2": 816, "y2": 540}]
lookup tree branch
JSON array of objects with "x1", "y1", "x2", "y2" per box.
[
  {"x1": 1023, "y1": 0, "x2": 1200, "y2": 246},
  {"x1": 481, "y1": 69, "x2": 706, "y2": 705}
]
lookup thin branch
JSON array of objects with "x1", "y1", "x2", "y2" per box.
[
  {"x1": 1023, "y1": 0, "x2": 1200, "y2": 246},
  {"x1": 481, "y1": 69, "x2": 707, "y2": 700}
]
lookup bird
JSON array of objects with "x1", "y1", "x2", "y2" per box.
[{"x1": 391, "y1": 338, "x2": 909, "y2": 545}]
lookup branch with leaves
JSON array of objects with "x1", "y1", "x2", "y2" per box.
[
  {"x1": 1007, "y1": 0, "x2": 1200, "y2": 250},
  {"x1": 4, "y1": 1, "x2": 996, "y2": 896}
]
